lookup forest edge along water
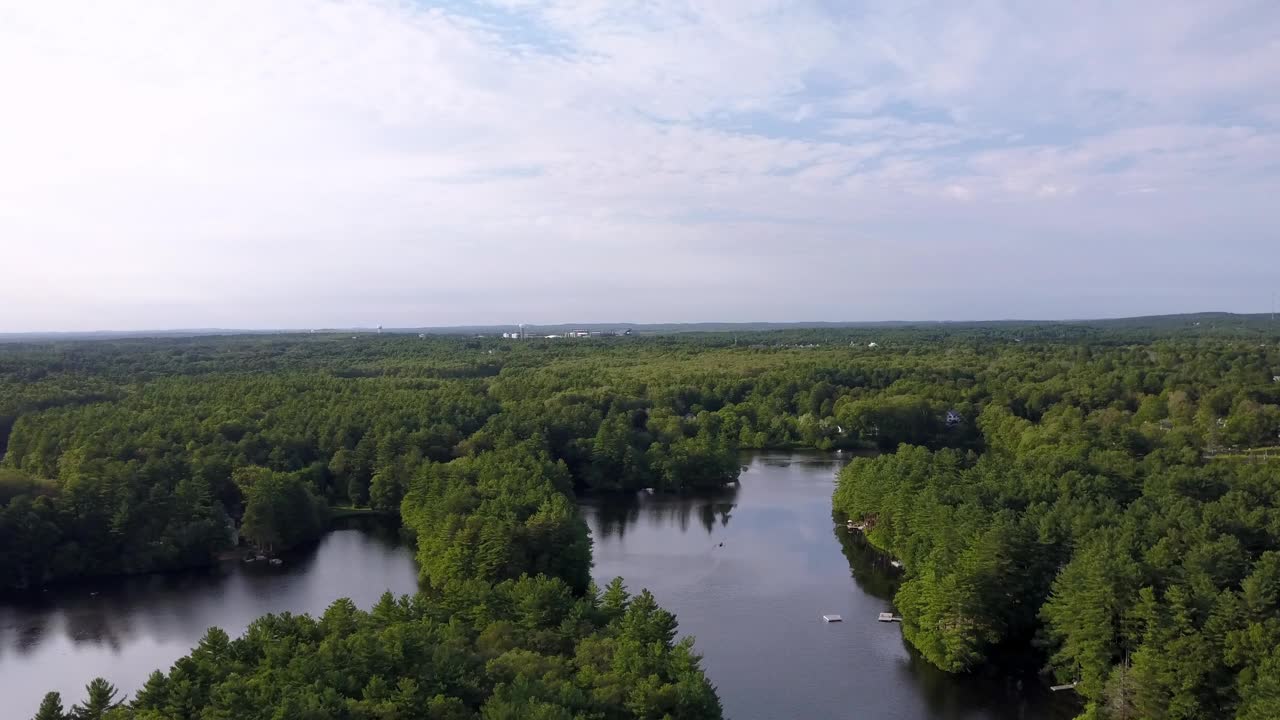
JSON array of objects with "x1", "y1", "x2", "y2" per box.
[
  {"x1": 0, "y1": 517, "x2": 420, "y2": 715},
  {"x1": 2, "y1": 453, "x2": 1078, "y2": 719},
  {"x1": 582, "y1": 451, "x2": 1078, "y2": 720}
]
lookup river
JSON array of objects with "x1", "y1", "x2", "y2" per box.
[
  {"x1": 3, "y1": 454, "x2": 1078, "y2": 718},
  {"x1": 580, "y1": 451, "x2": 1079, "y2": 720}
]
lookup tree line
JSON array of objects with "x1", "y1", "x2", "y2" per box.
[{"x1": 3, "y1": 329, "x2": 1278, "y2": 718}]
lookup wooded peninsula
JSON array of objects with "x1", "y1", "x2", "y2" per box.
[{"x1": 3, "y1": 317, "x2": 1279, "y2": 719}]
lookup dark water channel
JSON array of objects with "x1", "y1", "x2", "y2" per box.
[{"x1": 580, "y1": 451, "x2": 1080, "y2": 720}]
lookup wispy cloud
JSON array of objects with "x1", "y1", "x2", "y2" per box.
[{"x1": 2, "y1": 0, "x2": 1278, "y2": 330}]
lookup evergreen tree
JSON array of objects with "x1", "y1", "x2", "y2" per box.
[
  {"x1": 70, "y1": 678, "x2": 120, "y2": 720},
  {"x1": 32, "y1": 692, "x2": 66, "y2": 720}
]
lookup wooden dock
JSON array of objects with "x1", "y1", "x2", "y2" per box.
[
  {"x1": 877, "y1": 613, "x2": 902, "y2": 622},
  {"x1": 1050, "y1": 681, "x2": 1079, "y2": 692}
]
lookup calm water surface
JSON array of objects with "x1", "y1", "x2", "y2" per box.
[
  {"x1": 580, "y1": 451, "x2": 1080, "y2": 720},
  {"x1": 4, "y1": 455, "x2": 1079, "y2": 719},
  {"x1": 0, "y1": 520, "x2": 419, "y2": 715}
]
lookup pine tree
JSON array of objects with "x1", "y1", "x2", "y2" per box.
[
  {"x1": 130, "y1": 671, "x2": 168, "y2": 711},
  {"x1": 32, "y1": 692, "x2": 66, "y2": 720},
  {"x1": 600, "y1": 577, "x2": 630, "y2": 621},
  {"x1": 70, "y1": 678, "x2": 120, "y2": 720}
]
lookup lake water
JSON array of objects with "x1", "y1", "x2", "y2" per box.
[
  {"x1": 3, "y1": 454, "x2": 1079, "y2": 719},
  {"x1": 580, "y1": 451, "x2": 1079, "y2": 720},
  {"x1": 0, "y1": 520, "x2": 420, "y2": 716}
]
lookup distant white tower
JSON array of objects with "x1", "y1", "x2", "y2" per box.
[
  {"x1": 377, "y1": 325, "x2": 383, "y2": 334},
  {"x1": 519, "y1": 323, "x2": 526, "y2": 340}
]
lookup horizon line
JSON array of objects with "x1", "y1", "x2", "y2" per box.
[{"x1": 1, "y1": 311, "x2": 1275, "y2": 337}]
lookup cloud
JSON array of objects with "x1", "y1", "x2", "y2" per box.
[{"x1": 1, "y1": 0, "x2": 1279, "y2": 330}]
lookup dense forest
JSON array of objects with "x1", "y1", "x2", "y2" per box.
[
  {"x1": 31, "y1": 578, "x2": 719, "y2": 720},
  {"x1": 3, "y1": 322, "x2": 1279, "y2": 718},
  {"x1": 832, "y1": 338, "x2": 1280, "y2": 718}
]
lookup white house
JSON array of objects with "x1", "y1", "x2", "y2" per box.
[{"x1": 945, "y1": 410, "x2": 963, "y2": 426}]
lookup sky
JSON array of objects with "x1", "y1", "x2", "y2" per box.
[{"x1": 2, "y1": 0, "x2": 1279, "y2": 331}]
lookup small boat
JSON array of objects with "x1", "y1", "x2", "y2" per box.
[
  {"x1": 890, "y1": 560, "x2": 902, "y2": 569},
  {"x1": 269, "y1": 558, "x2": 283, "y2": 566},
  {"x1": 878, "y1": 612, "x2": 902, "y2": 623},
  {"x1": 822, "y1": 614, "x2": 843, "y2": 623}
]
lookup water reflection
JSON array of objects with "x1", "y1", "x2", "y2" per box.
[
  {"x1": 0, "y1": 519, "x2": 420, "y2": 714},
  {"x1": 832, "y1": 526, "x2": 901, "y2": 602},
  {"x1": 584, "y1": 484, "x2": 739, "y2": 539},
  {"x1": 581, "y1": 451, "x2": 1081, "y2": 720}
]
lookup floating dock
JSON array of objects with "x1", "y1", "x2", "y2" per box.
[
  {"x1": 878, "y1": 613, "x2": 902, "y2": 622},
  {"x1": 1050, "y1": 682, "x2": 1080, "y2": 692},
  {"x1": 822, "y1": 614, "x2": 843, "y2": 623}
]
